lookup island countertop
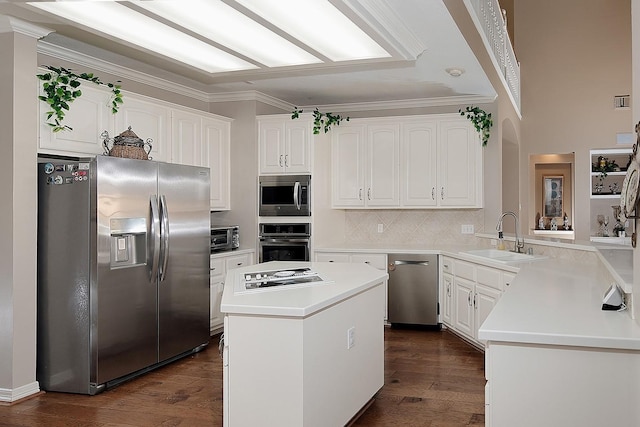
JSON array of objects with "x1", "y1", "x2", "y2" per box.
[
  {"x1": 478, "y1": 258, "x2": 640, "y2": 350},
  {"x1": 220, "y1": 261, "x2": 388, "y2": 317}
]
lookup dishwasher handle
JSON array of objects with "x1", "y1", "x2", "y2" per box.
[{"x1": 389, "y1": 259, "x2": 430, "y2": 271}]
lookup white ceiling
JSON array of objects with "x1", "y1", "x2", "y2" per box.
[{"x1": 0, "y1": 0, "x2": 496, "y2": 109}]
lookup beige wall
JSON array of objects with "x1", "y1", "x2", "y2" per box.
[{"x1": 514, "y1": 0, "x2": 632, "y2": 240}]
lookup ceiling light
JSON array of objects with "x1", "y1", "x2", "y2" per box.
[
  {"x1": 135, "y1": 0, "x2": 322, "y2": 67},
  {"x1": 234, "y1": 0, "x2": 391, "y2": 62},
  {"x1": 28, "y1": 1, "x2": 257, "y2": 73},
  {"x1": 446, "y1": 68, "x2": 465, "y2": 77}
]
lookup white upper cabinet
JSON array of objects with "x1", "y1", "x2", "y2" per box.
[
  {"x1": 438, "y1": 118, "x2": 482, "y2": 207},
  {"x1": 171, "y1": 109, "x2": 231, "y2": 210},
  {"x1": 332, "y1": 122, "x2": 400, "y2": 208},
  {"x1": 402, "y1": 119, "x2": 438, "y2": 206},
  {"x1": 115, "y1": 95, "x2": 170, "y2": 162},
  {"x1": 38, "y1": 83, "x2": 114, "y2": 156},
  {"x1": 332, "y1": 114, "x2": 482, "y2": 209},
  {"x1": 258, "y1": 116, "x2": 311, "y2": 174}
]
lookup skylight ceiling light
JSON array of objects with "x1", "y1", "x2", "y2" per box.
[
  {"x1": 234, "y1": 0, "x2": 391, "y2": 62},
  {"x1": 28, "y1": 1, "x2": 257, "y2": 73},
  {"x1": 135, "y1": 0, "x2": 322, "y2": 68}
]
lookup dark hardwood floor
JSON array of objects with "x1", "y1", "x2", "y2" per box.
[{"x1": 0, "y1": 328, "x2": 485, "y2": 426}]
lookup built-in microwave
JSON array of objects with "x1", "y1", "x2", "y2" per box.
[{"x1": 259, "y1": 175, "x2": 310, "y2": 216}]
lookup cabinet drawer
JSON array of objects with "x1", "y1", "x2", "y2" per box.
[
  {"x1": 454, "y1": 259, "x2": 476, "y2": 281},
  {"x1": 315, "y1": 252, "x2": 351, "y2": 263},
  {"x1": 477, "y1": 265, "x2": 502, "y2": 291},
  {"x1": 210, "y1": 258, "x2": 225, "y2": 276},
  {"x1": 441, "y1": 256, "x2": 454, "y2": 275},
  {"x1": 225, "y1": 253, "x2": 252, "y2": 271},
  {"x1": 351, "y1": 253, "x2": 387, "y2": 270}
]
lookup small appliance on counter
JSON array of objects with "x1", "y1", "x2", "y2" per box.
[
  {"x1": 602, "y1": 283, "x2": 625, "y2": 311},
  {"x1": 210, "y1": 225, "x2": 239, "y2": 252}
]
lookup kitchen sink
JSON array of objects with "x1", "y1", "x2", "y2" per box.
[{"x1": 461, "y1": 249, "x2": 547, "y2": 264}]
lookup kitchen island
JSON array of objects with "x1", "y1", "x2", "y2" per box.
[
  {"x1": 220, "y1": 261, "x2": 388, "y2": 427},
  {"x1": 479, "y1": 258, "x2": 640, "y2": 427}
]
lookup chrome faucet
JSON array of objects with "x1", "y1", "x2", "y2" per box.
[{"x1": 496, "y1": 211, "x2": 525, "y2": 253}]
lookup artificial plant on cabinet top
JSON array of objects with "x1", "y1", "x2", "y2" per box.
[{"x1": 37, "y1": 65, "x2": 123, "y2": 132}]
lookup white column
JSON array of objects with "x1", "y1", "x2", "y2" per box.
[{"x1": 0, "y1": 16, "x2": 51, "y2": 402}]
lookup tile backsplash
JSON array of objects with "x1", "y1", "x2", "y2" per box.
[{"x1": 344, "y1": 209, "x2": 485, "y2": 245}]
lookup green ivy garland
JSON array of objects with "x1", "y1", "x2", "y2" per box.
[
  {"x1": 291, "y1": 107, "x2": 349, "y2": 134},
  {"x1": 37, "y1": 66, "x2": 123, "y2": 132},
  {"x1": 459, "y1": 106, "x2": 493, "y2": 146}
]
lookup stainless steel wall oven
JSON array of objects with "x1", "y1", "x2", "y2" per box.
[{"x1": 259, "y1": 223, "x2": 310, "y2": 263}]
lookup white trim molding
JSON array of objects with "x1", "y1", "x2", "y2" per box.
[
  {"x1": 0, "y1": 381, "x2": 40, "y2": 403},
  {"x1": 0, "y1": 14, "x2": 52, "y2": 38}
]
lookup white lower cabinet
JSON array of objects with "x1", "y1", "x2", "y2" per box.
[
  {"x1": 442, "y1": 257, "x2": 517, "y2": 347},
  {"x1": 314, "y1": 251, "x2": 388, "y2": 320},
  {"x1": 210, "y1": 250, "x2": 254, "y2": 333}
]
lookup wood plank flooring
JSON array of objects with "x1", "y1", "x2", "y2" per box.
[{"x1": 0, "y1": 328, "x2": 485, "y2": 427}]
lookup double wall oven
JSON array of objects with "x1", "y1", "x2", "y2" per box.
[
  {"x1": 258, "y1": 174, "x2": 311, "y2": 263},
  {"x1": 259, "y1": 223, "x2": 310, "y2": 263}
]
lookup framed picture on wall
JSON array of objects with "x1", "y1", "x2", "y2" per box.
[{"x1": 543, "y1": 176, "x2": 563, "y2": 218}]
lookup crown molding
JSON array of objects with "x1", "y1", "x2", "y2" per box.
[
  {"x1": 37, "y1": 40, "x2": 211, "y2": 102},
  {"x1": 304, "y1": 94, "x2": 497, "y2": 112},
  {"x1": 208, "y1": 90, "x2": 293, "y2": 110},
  {"x1": 0, "y1": 15, "x2": 52, "y2": 38}
]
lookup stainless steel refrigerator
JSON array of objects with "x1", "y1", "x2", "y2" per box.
[{"x1": 37, "y1": 155, "x2": 211, "y2": 394}]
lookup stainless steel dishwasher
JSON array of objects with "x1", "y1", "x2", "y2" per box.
[{"x1": 387, "y1": 253, "x2": 439, "y2": 327}]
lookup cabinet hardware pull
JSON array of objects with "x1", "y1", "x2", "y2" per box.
[
  {"x1": 367, "y1": 188, "x2": 371, "y2": 200},
  {"x1": 359, "y1": 188, "x2": 363, "y2": 200},
  {"x1": 468, "y1": 292, "x2": 472, "y2": 306},
  {"x1": 285, "y1": 154, "x2": 289, "y2": 167},
  {"x1": 279, "y1": 155, "x2": 283, "y2": 167},
  {"x1": 432, "y1": 187, "x2": 435, "y2": 200},
  {"x1": 441, "y1": 187, "x2": 444, "y2": 200}
]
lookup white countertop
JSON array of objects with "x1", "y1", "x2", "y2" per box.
[
  {"x1": 220, "y1": 261, "x2": 388, "y2": 317},
  {"x1": 478, "y1": 258, "x2": 640, "y2": 350}
]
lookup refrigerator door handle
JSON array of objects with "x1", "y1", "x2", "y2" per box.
[
  {"x1": 149, "y1": 195, "x2": 161, "y2": 281},
  {"x1": 159, "y1": 195, "x2": 170, "y2": 282}
]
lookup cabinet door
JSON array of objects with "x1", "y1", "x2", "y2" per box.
[
  {"x1": 438, "y1": 119, "x2": 482, "y2": 207},
  {"x1": 454, "y1": 276, "x2": 475, "y2": 339},
  {"x1": 210, "y1": 279, "x2": 225, "y2": 332},
  {"x1": 115, "y1": 95, "x2": 170, "y2": 162},
  {"x1": 258, "y1": 119, "x2": 286, "y2": 174},
  {"x1": 202, "y1": 117, "x2": 230, "y2": 210},
  {"x1": 402, "y1": 120, "x2": 438, "y2": 206},
  {"x1": 171, "y1": 109, "x2": 201, "y2": 166},
  {"x1": 332, "y1": 125, "x2": 366, "y2": 207},
  {"x1": 285, "y1": 121, "x2": 311, "y2": 173},
  {"x1": 39, "y1": 83, "x2": 114, "y2": 156},
  {"x1": 367, "y1": 125, "x2": 400, "y2": 206},
  {"x1": 442, "y1": 273, "x2": 453, "y2": 326},
  {"x1": 475, "y1": 284, "x2": 502, "y2": 342}
]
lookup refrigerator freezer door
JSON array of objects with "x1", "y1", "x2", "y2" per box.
[
  {"x1": 95, "y1": 156, "x2": 159, "y2": 385},
  {"x1": 157, "y1": 162, "x2": 211, "y2": 361}
]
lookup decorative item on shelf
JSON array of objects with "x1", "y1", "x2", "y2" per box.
[
  {"x1": 459, "y1": 105, "x2": 492, "y2": 146},
  {"x1": 563, "y1": 212, "x2": 569, "y2": 230},
  {"x1": 550, "y1": 218, "x2": 558, "y2": 231},
  {"x1": 593, "y1": 157, "x2": 619, "y2": 188},
  {"x1": 594, "y1": 182, "x2": 603, "y2": 194},
  {"x1": 536, "y1": 212, "x2": 544, "y2": 230},
  {"x1": 101, "y1": 126, "x2": 153, "y2": 160},
  {"x1": 609, "y1": 182, "x2": 620, "y2": 194},
  {"x1": 37, "y1": 65, "x2": 123, "y2": 132},
  {"x1": 291, "y1": 107, "x2": 349, "y2": 134}
]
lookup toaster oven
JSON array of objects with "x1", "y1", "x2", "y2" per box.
[{"x1": 210, "y1": 225, "x2": 239, "y2": 252}]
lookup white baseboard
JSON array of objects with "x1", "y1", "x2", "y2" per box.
[{"x1": 0, "y1": 381, "x2": 40, "y2": 403}]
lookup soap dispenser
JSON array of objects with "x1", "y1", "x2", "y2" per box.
[{"x1": 497, "y1": 231, "x2": 505, "y2": 250}]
